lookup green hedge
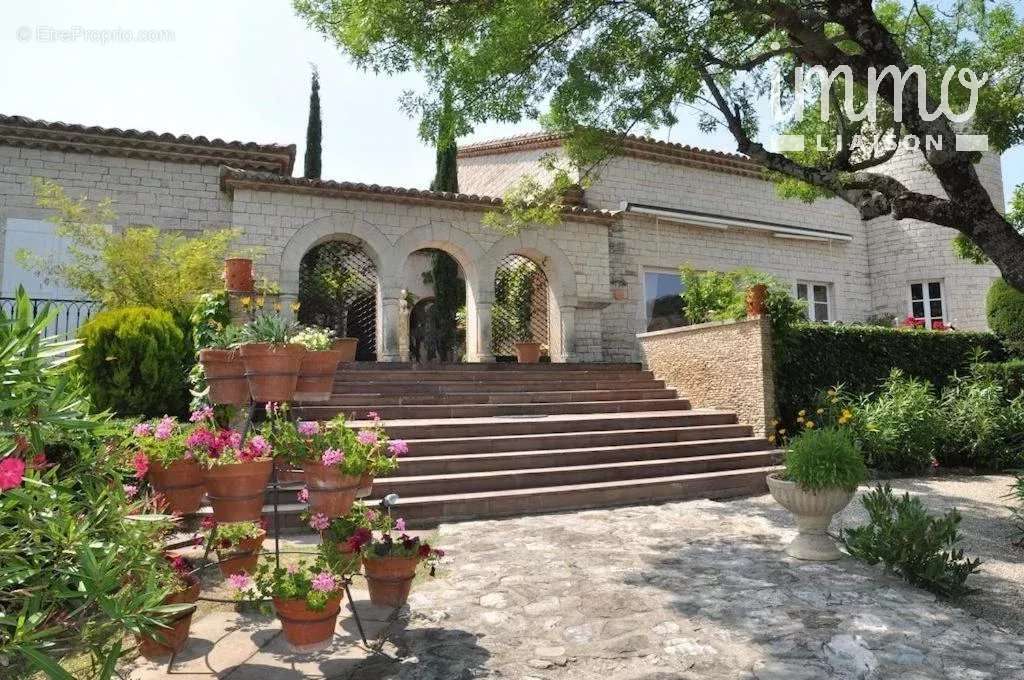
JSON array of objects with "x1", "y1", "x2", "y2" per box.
[
  {"x1": 775, "y1": 324, "x2": 1005, "y2": 424},
  {"x1": 970, "y1": 360, "x2": 1024, "y2": 399},
  {"x1": 987, "y1": 278, "x2": 1024, "y2": 355},
  {"x1": 77, "y1": 306, "x2": 189, "y2": 418}
]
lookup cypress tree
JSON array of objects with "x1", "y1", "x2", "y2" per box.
[
  {"x1": 303, "y1": 65, "x2": 322, "y2": 179},
  {"x1": 429, "y1": 87, "x2": 459, "y2": 193}
]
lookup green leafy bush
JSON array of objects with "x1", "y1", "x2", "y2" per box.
[
  {"x1": 77, "y1": 307, "x2": 189, "y2": 417},
  {"x1": 987, "y1": 278, "x2": 1024, "y2": 356},
  {"x1": 938, "y1": 374, "x2": 1024, "y2": 470},
  {"x1": 775, "y1": 324, "x2": 1005, "y2": 426},
  {"x1": 843, "y1": 485, "x2": 981, "y2": 597},
  {"x1": 852, "y1": 370, "x2": 944, "y2": 474},
  {"x1": 782, "y1": 426, "x2": 866, "y2": 491},
  {"x1": 680, "y1": 266, "x2": 806, "y2": 335},
  {"x1": 971, "y1": 359, "x2": 1024, "y2": 399},
  {"x1": 1010, "y1": 474, "x2": 1024, "y2": 545},
  {"x1": 241, "y1": 312, "x2": 299, "y2": 345}
]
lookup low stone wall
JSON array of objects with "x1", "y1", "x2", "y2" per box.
[{"x1": 637, "y1": 317, "x2": 775, "y2": 436}]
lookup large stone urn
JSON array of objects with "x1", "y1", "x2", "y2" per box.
[{"x1": 767, "y1": 473, "x2": 854, "y2": 561}]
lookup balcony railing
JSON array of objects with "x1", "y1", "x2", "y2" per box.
[{"x1": 0, "y1": 297, "x2": 102, "y2": 339}]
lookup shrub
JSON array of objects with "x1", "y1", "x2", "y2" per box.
[
  {"x1": 843, "y1": 484, "x2": 981, "y2": 597},
  {"x1": 775, "y1": 323, "x2": 1005, "y2": 426},
  {"x1": 971, "y1": 359, "x2": 1024, "y2": 399},
  {"x1": 782, "y1": 426, "x2": 866, "y2": 491},
  {"x1": 852, "y1": 370, "x2": 944, "y2": 474},
  {"x1": 1010, "y1": 475, "x2": 1024, "y2": 545},
  {"x1": 938, "y1": 375, "x2": 1024, "y2": 470},
  {"x1": 986, "y1": 278, "x2": 1024, "y2": 356},
  {"x1": 77, "y1": 307, "x2": 189, "y2": 417},
  {"x1": 680, "y1": 266, "x2": 806, "y2": 335}
]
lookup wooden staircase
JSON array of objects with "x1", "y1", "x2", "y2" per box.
[{"x1": 255, "y1": 362, "x2": 781, "y2": 529}]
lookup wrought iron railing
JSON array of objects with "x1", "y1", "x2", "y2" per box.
[{"x1": 0, "y1": 297, "x2": 102, "y2": 338}]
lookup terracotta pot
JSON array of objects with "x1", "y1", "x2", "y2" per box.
[
  {"x1": 240, "y1": 343, "x2": 303, "y2": 403},
  {"x1": 295, "y1": 349, "x2": 343, "y2": 402},
  {"x1": 224, "y1": 258, "x2": 254, "y2": 292},
  {"x1": 513, "y1": 341, "x2": 542, "y2": 364},
  {"x1": 356, "y1": 472, "x2": 374, "y2": 499},
  {"x1": 303, "y1": 463, "x2": 360, "y2": 517},
  {"x1": 611, "y1": 287, "x2": 627, "y2": 301},
  {"x1": 767, "y1": 474, "x2": 855, "y2": 561},
  {"x1": 216, "y1": 530, "x2": 266, "y2": 577},
  {"x1": 199, "y1": 348, "x2": 249, "y2": 406},
  {"x1": 363, "y1": 555, "x2": 420, "y2": 607},
  {"x1": 273, "y1": 595, "x2": 342, "y2": 651},
  {"x1": 332, "y1": 338, "x2": 358, "y2": 363},
  {"x1": 746, "y1": 283, "x2": 769, "y2": 317},
  {"x1": 202, "y1": 459, "x2": 272, "y2": 523},
  {"x1": 137, "y1": 576, "x2": 200, "y2": 659},
  {"x1": 148, "y1": 460, "x2": 205, "y2": 515}
]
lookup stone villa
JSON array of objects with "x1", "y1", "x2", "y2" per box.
[{"x1": 0, "y1": 114, "x2": 1004, "y2": 363}]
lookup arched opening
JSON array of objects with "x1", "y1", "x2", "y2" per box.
[
  {"x1": 406, "y1": 249, "x2": 466, "y2": 363},
  {"x1": 491, "y1": 253, "x2": 551, "y2": 361},
  {"x1": 297, "y1": 238, "x2": 379, "y2": 361}
]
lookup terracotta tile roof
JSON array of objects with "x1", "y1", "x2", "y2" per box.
[
  {"x1": 458, "y1": 131, "x2": 763, "y2": 179},
  {"x1": 218, "y1": 167, "x2": 620, "y2": 221},
  {"x1": 0, "y1": 114, "x2": 295, "y2": 174}
]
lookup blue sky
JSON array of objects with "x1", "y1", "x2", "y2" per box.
[{"x1": 2, "y1": 1, "x2": 1020, "y2": 208}]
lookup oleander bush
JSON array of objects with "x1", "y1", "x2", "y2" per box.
[
  {"x1": 937, "y1": 374, "x2": 1024, "y2": 470},
  {"x1": 986, "y1": 278, "x2": 1024, "y2": 356},
  {"x1": 853, "y1": 370, "x2": 944, "y2": 475},
  {"x1": 970, "y1": 359, "x2": 1024, "y2": 400}
]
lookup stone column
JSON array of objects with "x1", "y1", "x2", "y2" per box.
[
  {"x1": 555, "y1": 304, "x2": 577, "y2": 363},
  {"x1": 279, "y1": 292, "x2": 299, "y2": 324},
  {"x1": 471, "y1": 301, "x2": 496, "y2": 363}
]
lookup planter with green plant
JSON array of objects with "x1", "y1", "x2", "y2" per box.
[
  {"x1": 189, "y1": 413, "x2": 275, "y2": 522},
  {"x1": 136, "y1": 554, "x2": 201, "y2": 659},
  {"x1": 202, "y1": 519, "x2": 266, "y2": 577},
  {"x1": 767, "y1": 426, "x2": 867, "y2": 561},
  {"x1": 198, "y1": 324, "x2": 249, "y2": 406},
  {"x1": 239, "y1": 313, "x2": 303, "y2": 402},
  {"x1": 291, "y1": 326, "x2": 343, "y2": 402},
  {"x1": 132, "y1": 416, "x2": 205, "y2": 515},
  {"x1": 345, "y1": 511, "x2": 444, "y2": 607}
]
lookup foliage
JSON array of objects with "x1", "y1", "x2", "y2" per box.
[
  {"x1": 1010, "y1": 474, "x2": 1024, "y2": 545},
  {"x1": 481, "y1": 160, "x2": 579, "y2": 235},
  {"x1": 290, "y1": 325, "x2": 336, "y2": 351},
  {"x1": 970, "y1": 360, "x2": 1024, "y2": 400},
  {"x1": 130, "y1": 416, "x2": 189, "y2": 466},
  {"x1": 429, "y1": 85, "x2": 459, "y2": 193},
  {"x1": 204, "y1": 520, "x2": 264, "y2": 550},
  {"x1": 77, "y1": 306, "x2": 189, "y2": 418},
  {"x1": 341, "y1": 508, "x2": 444, "y2": 569},
  {"x1": 937, "y1": 374, "x2": 1024, "y2": 470},
  {"x1": 493, "y1": 258, "x2": 537, "y2": 343},
  {"x1": 235, "y1": 556, "x2": 344, "y2": 611},
  {"x1": 775, "y1": 323, "x2": 1005, "y2": 427},
  {"x1": 843, "y1": 485, "x2": 982, "y2": 598},
  {"x1": 986, "y1": 278, "x2": 1024, "y2": 356},
  {"x1": 319, "y1": 502, "x2": 373, "y2": 575},
  {"x1": 679, "y1": 267, "x2": 806, "y2": 336},
  {"x1": 188, "y1": 292, "x2": 231, "y2": 409},
  {"x1": 426, "y1": 250, "x2": 465, "y2": 361},
  {"x1": 20, "y1": 179, "x2": 243, "y2": 320},
  {"x1": 240, "y1": 312, "x2": 299, "y2": 346},
  {"x1": 297, "y1": 242, "x2": 368, "y2": 338},
  {"x1": 304, "y1": 64, "x2": 322, "y2": 179},
  {"x1": 953, "y1": 185, "x2": 1024, "y2": 264},
  {"x1": 185, "y1": 424, "x2": 273, "y2": 467},
  {"x1": 782, "y1": 426, "x2": 866, "y2": 492}
]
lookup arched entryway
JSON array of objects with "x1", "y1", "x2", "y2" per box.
[
  {"x1": 492, "y1": 253, "x2": 551, "y2": 361},
  {"x1": 405, "y1": 249, "x2": 466, "y2": 362}
]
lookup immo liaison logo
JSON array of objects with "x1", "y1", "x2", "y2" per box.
[{"x1": 769, "y1": 49, "x2": 990, "y2": 155}]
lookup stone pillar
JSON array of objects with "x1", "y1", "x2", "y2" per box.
[
  {"x1": 398, "y1": 289, "x2": 411, "y2": 362},
  {"x1": 471, "y1": 301, "x2": 496, "y2": 363},
  {"x1": 279, "y1": 292, "x2": 299, "y2": 324},
  {"x1": 554, "y1": 304, "x2": 577, "y2": 363},
  {"x1": 379, "y1": 295, "x2": 403, "y2": 362}
]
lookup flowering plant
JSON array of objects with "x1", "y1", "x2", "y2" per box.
[
  {"x1": 316, "y1": 502, "x2": 373, "y2": 574},
  {"x1": 230, "y1": 556, "x2": 344, "y2": 610},
  {"x1": 186, "y1": 425, "x2": 273, "y2": 467},
  {"x1": 159, "y1": 552, "x2": 197, "y2": 592},
  {"x1": 130, "y1": 416, "x2": 189, "y2": 467},
  {"x1": 345, "y1": 509, "x2": 444, "y2": 570},
  {"x1": 200, "y1": 518, "x2": 265, "y2": 551},
  {"x1": 290, "y1": 325, "x2": 336, "y2": 351}
]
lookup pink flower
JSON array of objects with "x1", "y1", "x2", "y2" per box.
[
  {"x1": 297, "y1": 487, "x2": 309, "y2": 503},
  {"x1": 0, "y1": 457, "x2": 26, "y2": 491},
  {"x1": 321, "y1": 448, "x2": 344, "y2": 466},
  {"x1": 133, "y1": 422, "x2": 153, "y2": 437},
  {"x1": 364, "y1": 508, "x2": 378, "y2": 522},
  {"x1": 366, "y1": 411, "x2": 381, "y2": 422},
  {"x1": 286, "y1": 563, "x2": 299, "y2": 574},
  {"x1": 388, "y1": 440, "x2": 409, "y2": 456},
  {"x1": 154, "y1": 416, "x2": 175, "y2": 440},
  {"x1": 394, "y1": 517, "x2": 406, "y2": 532},
  {"x1": 133, "y1": 452, "x2": 150, "y2": 479},
  {"x1": 123, "y1": 484, "x2": 138, "y2": 498},
  {"x1": 309, "y1": 513, "x2": 330, "y2": 531},
  {"x1": 201, "y1": 516, "x2": 217, "y2": 530},
  {"x1": 228, "y1": 572, "x2": 253, "y2": 590},
  {"x1": 247, "y1": 435, "x2": 272, "y2": 459},
  {"x1": 356, "y1": 430, "x2": 378, "y2": 446},
  {"x1": 190, "y1": 406, "x2": 215, "y2": 423},
  {"x1": 265, "y1": 402, "x2": 279, "y2": 415},
  {"x1": 310, "y1": 571, "x2": 337, "y2": 593},
  {"x1": 298, "y1": 421, "x2": 319, "y2": 437}
]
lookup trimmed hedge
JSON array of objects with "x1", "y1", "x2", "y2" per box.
[
  {"x1": 775, "y1": 324, "x2": 1005, "y2": 424},
  {"x1": 77, "y1": 306, "x2": 189, "y2": 418},
  {"x1": 971, "y1": 360, "x2": 1024, "y2": 400},
  {"x1": 986, "y1": 278, "x2": 1024, "y2": 355}
]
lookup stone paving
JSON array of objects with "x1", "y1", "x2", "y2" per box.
[{"x1": 127, "y1": 476, "x2": 1024, "y2": 679}]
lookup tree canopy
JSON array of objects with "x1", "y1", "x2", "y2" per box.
[{"x1": 293, "y1": 0, "x2": 1024, "y2": 289}]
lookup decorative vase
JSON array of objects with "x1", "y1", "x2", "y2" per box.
[
  {"x1": 224, "y1": 258, "x2": 254, "y2": 292},
  {"x1": 356, "y1": 472, "x2": 374, "y2": 499},
  {"x1": 766, "y1": 473, "x2": 855, "y2": 561},
  {"x1": 273, "y1": 595, "x2": 342, "y2": 651},
  {"x1": 332, "y1": 338, "x2": 358, "y2": 363},
  {"x1": 148, "y1": 460, "x2": 205, "y2": 515},
  {"x1": 198, "y1": 349, "x2": 249, "y2": 405},
  {"x1": 513, "y1": 341, "x2": 542, "y2": 364},
  {"x1": 303, "y1": 463, "x2": 361, "y2": 518},
  {"x1": 215, "y1": 530, "x2": 266, "y2": 577},
  {"x1": 362, "y1": 555, "x2": 419, "y2": 607},
  {"x1": 240, "y1": 343, "x2": 304, "y2": 403},
  {"x1": 136, "y1": 576, "x2": 200, "y2": 659},
  {"x1": 202, "y1": 459, "x2": 272, "y2": 523},
  {"x1": 294, "y1": 349, "x2": 343, "y2": 402},
  {"x1": 746, "y1": 283, "x2": 769, "y2": 317}
]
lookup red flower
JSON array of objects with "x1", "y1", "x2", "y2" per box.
[
  {"x1": 201, "y1": 516, "x2": 217, "y2": 530},
  {"x1": 0, "y1": 457, "x2": 26, "y2": 491},
  {"x1": 132, "y1": 452, "x2": 149, "y2": 479},
  {"x1": 219, "y1": 538, "x2": 232, "y2": 549},
  {"x1": 345, "y1": 527, "x2": 372, "y2": 552},
  {"x1": 417, "y1": 543, "x2": 432, "y2": 558}
]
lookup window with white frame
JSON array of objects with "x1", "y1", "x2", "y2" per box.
[
  {"x1": 909, "y1": 280, "x2": 945, "y2": 328},
  {"x1": 642, "y1": 269, "x2": 684, "y2": 331},
  {"x1": 795, "y1": 281, "x2": 832, "y2": 322}
]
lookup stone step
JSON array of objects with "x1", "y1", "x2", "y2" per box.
[
  {"x1": 335, "y1": 361, "x2": 642, "y2": 372},
  {"x1": 307, "y1": 388, "x2": 678, "y2": 406},
  {"x1": 325, "y1": 379, "x2": 666, "y2": 394},
  {"x1": 333, "y1": 370, "x2": 656, "y2": 383},
  {"x1": 296, "y1": 398, "x2": 692, "y2": 421}
]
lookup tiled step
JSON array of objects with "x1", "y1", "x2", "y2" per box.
[
  {"x1": 308, "y1": 388, "x2": 678, "y2": 406},
  {"x1": 336, "y1": 361, "x2": 642, "y2": 372},
  {"x1": 296, "y1": 398, "x2": 692, "y2": 421},
  {"x1": 326, "y1": 379, "x2": 666, "y2": 395}
]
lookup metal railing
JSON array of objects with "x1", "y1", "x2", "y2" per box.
[{"x1": 0, "y1": 297, "x2": 102, "y2": 338}]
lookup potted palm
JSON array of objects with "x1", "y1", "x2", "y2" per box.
[
  {"x1": 190, "y1": 418, "x2": 275, "y2": 523},
  {"x1": 767, "y1": 427, "x2": 867, "y2": 561},
  {"x1": 203, "y1": 519, "x2": 266, "y2": 577},
  {"x1": 136, "y1": 554, "x2": 201, "y2": 659},
  {"x1": 134, "y1": 417, "x2": 205, "y2": 515},
  {"x1": 239, "y1": 313, "x2": 303, "y2": 403},
  {"x1": 198, "y1": 324, "x2": 249, "y2": 406},
  {"x1": 346, "y1": 512, "x2": 444, "y2": 607},
  {"x1": 291, "y1": 326, "x2": 342, "y2": 402}
]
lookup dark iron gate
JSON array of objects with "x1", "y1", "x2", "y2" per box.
[{"x1": 491, "y1": 253, "x2": 550, "y2": 360}]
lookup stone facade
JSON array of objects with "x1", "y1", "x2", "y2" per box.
[{"x1": 637, "y1": 317, "x2": 776, "y2": 436}]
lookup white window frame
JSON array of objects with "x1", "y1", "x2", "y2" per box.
[
  {"x1": 908, "y1": 279, "x2": 946, "y2": 328},
  {"x1": 641, "y1": 266, "x2": 685, "y2": 325},
  {"x1": 795, "y1": 280, "x2": 833, "y2": 323}
]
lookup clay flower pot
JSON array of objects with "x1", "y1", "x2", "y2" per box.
[
  {"x1": 745, "y1": 283, "x2": 769, "y2": 317},
  {"x1": 513, "y1": 341, "x2": 542, "y2": 364},
  {"x1": 148, "y1": 460, "x2": 205, "y2": 515},
  {"x1": 202, "y1": 459, "x2": 272, "y2": 523},
  {"x1": 295, "y1": 349, "x2": 343, "y2": 402},
  {"x1": 198, "y1": 349, "x2": 249, "y2": 405},
  {"x1": 137, "y1": 576, "x2": 200, "y2": 659},
  {"x1": 224, "y1": 258, "x2": 254, "y2": 292},
  {"x1": 362, "y1": 555, "x2": 419, "y2": 607},
  {"x1": 240, "y1": 343, "x2": 304, "y2": 403},
  {"x1": 611, "y1": 287, "x2": 627, "y2": 301},
  {"x1": 273, "y1": 595, "x2": 342, "y2": 651},
  {"x1": 215, "y1": 530, "x2": 266, "y2": 577},
  {"x1": 332, "y1": 338, "x2": 358, "y2": 363},
  {"x1": 766, "y1": 473, "x2": 855, "y2": 561},
  {"x1": 303, "y1": 463, "x2": 361, "y2": 517},
  {"x1": 356, "y1": 472, "x2": 374, "y2": 499}
]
